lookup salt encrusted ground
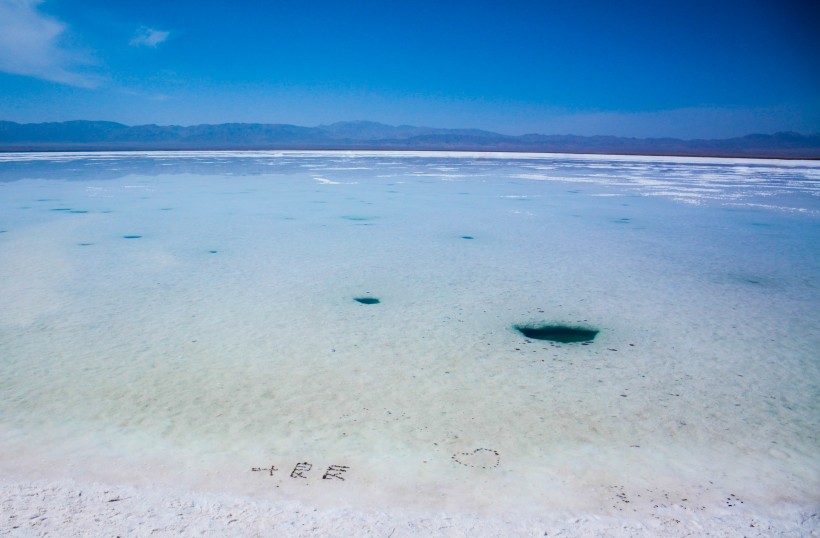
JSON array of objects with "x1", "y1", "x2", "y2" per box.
[
  {"x1": 2, "y1": 479, "x2": 817, "y2": 537},
  {"x1": 1, "y1": 151, "x2": 818, "y2": 537}
]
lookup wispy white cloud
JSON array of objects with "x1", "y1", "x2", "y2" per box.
[
  {"x1": 130, "y1": 27, "x2": 170, "y2": 48},
  {"x1": 0, "y1": 0, "x2": 98, "y2": 87}
]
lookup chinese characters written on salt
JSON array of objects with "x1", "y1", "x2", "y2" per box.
[{"x1": 251, "y1": 462, "x2": 350, "y2": 481}]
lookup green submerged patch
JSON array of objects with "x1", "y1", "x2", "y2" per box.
[
  {"x1": 354, "y1": 297, "x2": 380, "y2": 305},
  {"x1": 514, "y1": 324, "x2": 599, "y2": 343}
]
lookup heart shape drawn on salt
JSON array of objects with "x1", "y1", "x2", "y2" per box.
[{"x1": 452, "y1": 448, "x2": 500, "y2": 469}]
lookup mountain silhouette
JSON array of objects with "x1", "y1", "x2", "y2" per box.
[{"x1": 0, "y1": 120, "x2": 817, "y2": 158}]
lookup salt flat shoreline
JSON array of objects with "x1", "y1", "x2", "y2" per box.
[{"x1": 2, "y1": 478, "x2": 817, "y2": 537}]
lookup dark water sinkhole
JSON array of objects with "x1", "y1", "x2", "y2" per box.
[
  {"x1": 354, "y1": 297, "x2": 380, "y2": 305},
  {"x1": 514, "y1": 324, "x2": 599, "y2": 343}
]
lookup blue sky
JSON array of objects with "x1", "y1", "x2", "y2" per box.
[{"x1": 0, "y1": 0, "x2": 817, "y2": 138}]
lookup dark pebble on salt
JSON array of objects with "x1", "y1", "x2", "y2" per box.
[
  {"x1": 122, "y1": 235, "x2": 142, "y2": 239},
  {"x1": 208, "y1": 250, "x2": 218, "y2": 254},
  {"x1": 461, "y1": 236, "x2": 474, "y2": 239},
  {"x1": 354, "y1": 297, "x2": 380, "y2": 305}
]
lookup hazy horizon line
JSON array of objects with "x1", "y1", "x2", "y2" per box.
[{"x1": 2, "y1": 118, "x2": 819, "y2": 142}]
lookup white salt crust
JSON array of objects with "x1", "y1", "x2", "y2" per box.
[{"x1": 2, "y1": 479, "x2": 818, "y2": 537}]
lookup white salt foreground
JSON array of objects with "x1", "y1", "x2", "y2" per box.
[
  {"x1": 3, "y1": 479, "x2": 817, "y2": 537},
  {"x1": 0, "y1": 151, "x2": 818, "y2": 536}
]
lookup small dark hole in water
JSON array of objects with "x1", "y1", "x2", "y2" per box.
[
  {"x1": 208, "y1": 250, "x2": 218, "y2": 254},
  {"x1": 51, "y1": 208, "x2": 72, "y2": 211},
  {"x1": 461, "y1": 236, "x2": 474, "y2": 240},
  {"x1": 78, "y1": 242, "x2": 93, "y2": 246},
  {"x1": 122, "y1": 235, "x2": 142, "y2": 239},
  {"x1": 514, "y1": 324, "x2": 598, "y2": 343},
  {"x1": 69, "y1": 210, "x2": 89, "y2": 214},
  {"x1": 354, "y1": 297, "x2": 380, "y2": 305}
]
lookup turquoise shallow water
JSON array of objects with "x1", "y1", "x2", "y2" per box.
[{"x1": 0, "y1": 151, "x2": 818, "y2": 516}]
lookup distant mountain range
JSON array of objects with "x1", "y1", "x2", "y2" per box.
[{"x1": 0, "y1": 120, "x2": 818, "y2": 158}]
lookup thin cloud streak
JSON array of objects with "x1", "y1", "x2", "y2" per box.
[
  {"x1": 0, "y1": 0, "x2": 99, "y2": 87},
  {"x1": 130, "y1": 27, "x2": 170, "y2": 47}
]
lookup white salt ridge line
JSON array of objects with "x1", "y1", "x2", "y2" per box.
[
  {"x1": 319, "y1": 167, "x2": 372, "y2": 170},
  {"x1": 643, "y1": 191, "x2": 711, "y2": 198},
  {"x1": 513, "y1": 171, "x2": 818, "y2": 200},
  {"x1": 315, "y1": 178, "x2": 359, "y2": 185},
  {"x1": 725, "y1": 202, "x2": 815, "y2": 213},
  {"x1": 671, "y1": 187, "x2": 723, "y2": 193},
  {"x1": 511, "y1": 173, "x2": 552, "y2": 180},
  {"x1": 409, "y1": 172, "x2": 464, "y2": 177}
]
